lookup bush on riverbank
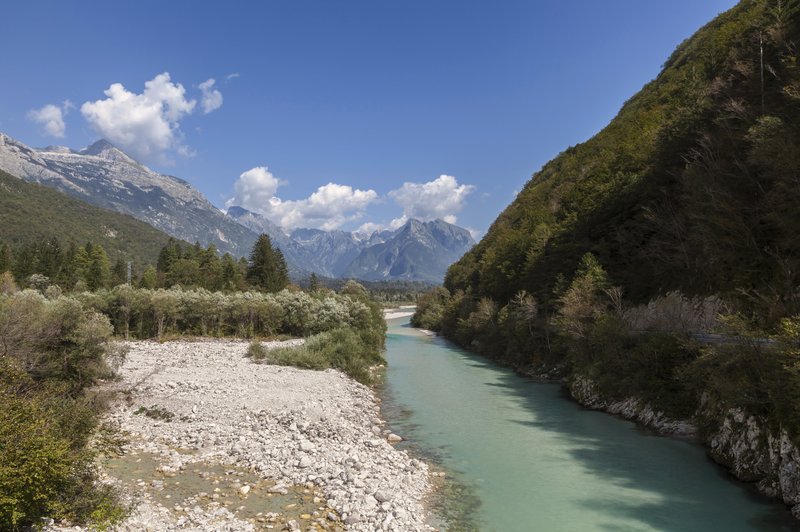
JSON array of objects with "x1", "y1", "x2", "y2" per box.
[
  {"x1": 67, "y1": 284, "x2": 385, "y2": 342},
  {"x1": 246, "y1": 282, "x2": 387, "y2": 384},
  {"x1": 0, "y1": 290, "x2": 125, "y2": 530},
  {"x1": 249, "y1": 326, "x2": 385, "y2": 384}
]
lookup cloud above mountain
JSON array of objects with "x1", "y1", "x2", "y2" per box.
[
  {"x1": 389, "y1": 174, "x2": 474, "y2": 225},
  {"x1": 80, "y1": 72, "x2": 212, "y2": 163},
  {"x1": 227, "y1": 166, "x2": 378, "y2": 230},
  {"x1": 28, "y1": 102, "x2": 70, "y2": 138},
  {"x1": 199, "y1": 78, "x2": 223, "y2": 114}
]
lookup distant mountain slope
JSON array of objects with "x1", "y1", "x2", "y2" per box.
[
  {"x1": 224, "y1": 205, "x2": 311, "y2": 274},
  {"x1": 344, "y1": 219, "x2": 475, "y2": 283},
  {"x1": 228, "y1": 207, "x2": 474, "y2": 282},
  {"x1": 0, "y1": 133, "x2": 260, "y2": 258},
  {"x1": 0, "y1": 168, "x2": 180, "y2": 265},
  {"x1": 289, "y1": 227, "x2": 366, "y2": 278}
]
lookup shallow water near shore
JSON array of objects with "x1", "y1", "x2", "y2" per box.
[
  {"x1": 104, "y1": 451, "x2": 339, "y2": 529},
  {"x1": 380, "y1": 316, "x2": 797, "y2": 531}
]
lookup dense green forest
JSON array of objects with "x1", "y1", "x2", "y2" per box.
[
  {"x1": 0, "y1": 169, "x2": 179, "y2": 266},
  {"x1": 416, "y1": 0, "x2": 800, "y2": 435}
]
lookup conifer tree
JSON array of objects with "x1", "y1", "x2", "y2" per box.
[
  {"x1": 86, "y1": 245, "x2": 111, "y2": 290},
  {"x1": 140, "y1": 265, "x2": 158, "y2": 289},
  {"x1": 112, "y1": 257, "x2": 128, "y2": 286},
  {"x1": 246, "y1": 234, "x2": 289, "y2": 293},
  {"x1": 0, "y1": 243, "x2": 13, "y2": 273}
]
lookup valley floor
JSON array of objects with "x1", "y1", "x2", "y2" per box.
[{"x1": 52, "y1": 339, "x2": 432, "y2": 532}]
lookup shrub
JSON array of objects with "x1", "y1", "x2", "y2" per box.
[
  {"x1": 246, "y1": 340, "x2": 269, "y2": 360},
  {"x1": 0, "y1": 291, "x2": 124, "y2": 529},
  {"x1": 0, "y1": 378, "x2": 73, "y2": 528},
  {"x1": 0, "y1": 359, "x2": 125, "y2": 530},
  {"x1": 252, "y1": 327, "x2": 385, "y2": 384}
]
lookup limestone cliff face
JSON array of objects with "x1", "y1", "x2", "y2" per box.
[
  {"x1": 567, "y1": 376, "x2": 800, "y2": 519},
  {"x1": 567, "y1": 376, "x2": 696, "y2": 437},
  {"x1": 702, "y1": 405, "x2": 800, "y2": 519}
]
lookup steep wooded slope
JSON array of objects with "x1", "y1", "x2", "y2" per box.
[{"x1": 446, "y1": 0, "x2": 800, "y2": 321}]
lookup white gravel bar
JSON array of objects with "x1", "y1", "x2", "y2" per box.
[{"x1": 92, "y1": 339, "x2": 433, "y2": 531}]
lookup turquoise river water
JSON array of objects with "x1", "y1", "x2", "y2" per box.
[{"x1": 381, "y1": 316, "x2": 797, "y2": 531}]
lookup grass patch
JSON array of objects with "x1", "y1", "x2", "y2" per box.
[{"x1": 248, "y1": 327, "x2": 385, "y2": 384}]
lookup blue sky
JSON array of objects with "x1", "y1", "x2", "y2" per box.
[{"x1": 1, "y1": 0, "x2": 737, "y2": 236}]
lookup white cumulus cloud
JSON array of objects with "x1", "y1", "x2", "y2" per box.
[
  {"x1": 28, "y1": 104, "x2": 67, "y2": 137},
  {"x1": 388, "y1": 174, "x2": 475, "y2": 225},
  {"x1": 199, "y1": 78, "x2": 223, "y2": 114},
  {"x1": 80, "y1": 72, "x2": 196, "y2": 162},
  {"x1": 227, "y1": 167, "x2": 378, "y2": 231},
  {"x1": 230, "y1": 166, "x2": 284, "y2": 209}
]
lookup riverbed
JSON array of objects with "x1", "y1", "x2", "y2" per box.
[{"x1": 381, "y1": 317, "x2": 797, "y2": 531}]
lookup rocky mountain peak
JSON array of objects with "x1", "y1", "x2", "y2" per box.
[{"x1": 79, "y1": 139, "x2": 140, "y2": 166}]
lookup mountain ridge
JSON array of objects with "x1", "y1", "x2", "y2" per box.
[
  {"x1": 227, "y1": 205, "x2": 475, "y2": 283},
  {"x1": 0, "y1": 132, "x2": 259, "y2": 258},
  {"x1": 0, "y1": 132, "x2": 475, "y2": 282}
]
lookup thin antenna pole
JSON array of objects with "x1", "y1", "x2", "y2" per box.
[{"x1": 760, "y1": 32, "x2": 765, "y2": 115}]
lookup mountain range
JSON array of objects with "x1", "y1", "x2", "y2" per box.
[
  {"x1": 226, "y1": 206, "x2": 474, "y2": 283},
  {"x1": 0, "y1": 132, "x2": 474, "y2": 283}
]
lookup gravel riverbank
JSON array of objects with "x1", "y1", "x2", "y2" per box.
[{"x1": 76, "y1": 339, "x2": 433, "y2": 531}]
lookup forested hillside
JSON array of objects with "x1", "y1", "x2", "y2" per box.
[
  {"x1": 415, "y1": 0, "x2": 800, "y2": 513},
  {"x1": 446, "y1": 0, "x2": 799, "y2": 320},
  {"x1": 0, "y1": 169, "x2": 179, "y2": 267}
]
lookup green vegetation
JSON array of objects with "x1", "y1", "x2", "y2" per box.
[
  {"x1": 0, "y1": 169, "x2": 178, "y2": 268},
  {"x1": 248, "y1": 327, "x2": 384, "y2": 384},
  {"x1": 417, "y1": 1, "x2": 800, "y2": 438},
  {"x1": 246, "y1": 234, "x2": 290, "y2": 292},
  {"x1": 0, "y1": 205, "x2": 388, "y2": 528},
  {"x1": 301, "y1": 276, "x2": 436, "y2": 305},
  {"x1": 246, "y1": 279, "x2": 387, "y2": 383},
  {"x1": 0, "y1": 290, "x2": 125, "y2": 530}
]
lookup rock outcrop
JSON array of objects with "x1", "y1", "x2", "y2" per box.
[{"x1": 568, "y1": 375, "x2": 800, "y2": 519}]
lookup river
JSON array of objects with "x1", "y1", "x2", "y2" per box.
[{"x1": 380, "y1": 316, "x2": 797, "y2": 531}]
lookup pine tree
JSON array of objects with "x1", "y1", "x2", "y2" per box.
[
  {"x1": 309, "y1": 273, "x2": 320, "y2": 292},
  {"x1": 246, "y1": 234, "x2": 289, "y2": 293},
  {"x1": 72, "y1": 245, "x2": 91, "y2": 285},
  {"x1": 86, "y1": 245, "x2": 111, "y2": 290},
  {"x1": 37, "y1": 237, "x2": 63, "y2": 279},
  {"x1": 157, "y1": 238, "x2": 181, "y2": 273},
  {"x1": 140, "y1": 265, "x2": 158, "y2": 289},
  {"x1": 200, "y1": 244, "x2": 222, "y2": 290},
  {"x1": 220, "y1": 253, "x2": 243, "y2": 291},
  {"x1": 0, "y1": 243, "x2": 13, "y2": 273},
  {"x1": 112, "y1": 257, "x2": 127, "y2": 286}
]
